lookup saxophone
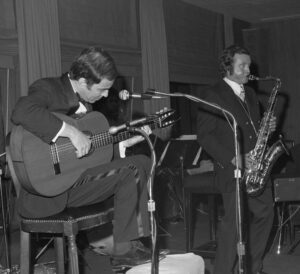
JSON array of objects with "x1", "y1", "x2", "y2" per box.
[{"x1": 244, "y1": 75, "x2": 288, "y2": 196}]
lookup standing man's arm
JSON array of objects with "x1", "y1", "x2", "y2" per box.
[{"x1": 196, "y1": 91, "x2": 235, "y2": 169}]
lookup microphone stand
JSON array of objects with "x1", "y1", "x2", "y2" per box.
[
  {"x1": 127, "y1": 127, "x2": 158, "y2": 274},
  {"x1": 147, "y1": 91, "x2": 246, "y2": 274}
]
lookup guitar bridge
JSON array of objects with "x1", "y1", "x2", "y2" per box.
[{"x1": 53, "y1": 163, "x2": 61, "y2": 175}]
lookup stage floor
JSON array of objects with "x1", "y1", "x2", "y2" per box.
[{"x1": 1, "y1": 201, "x2": 300, "y2": 274}]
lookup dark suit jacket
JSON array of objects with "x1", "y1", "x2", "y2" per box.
[
  {"x1": 12, "y1": 73, "x2": 81, "y2": 144},
  {"x1": 11, "y1": 73, "x2": 81, "y2": 217},
  {"x1": 196, "y1": 79, "x2": 261, "y2": 193}
]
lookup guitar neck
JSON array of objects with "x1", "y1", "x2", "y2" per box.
[{"x1": 90, "y1": 119, "x2": 159, "y2": 148}]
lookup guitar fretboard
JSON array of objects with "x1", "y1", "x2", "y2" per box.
[{"x1": 90, "y1": 118, "x2": 159, "y2": 148}]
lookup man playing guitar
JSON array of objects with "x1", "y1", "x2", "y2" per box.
[{"x1": 11, "y1": 47, "x2": 164, "y2": 269}]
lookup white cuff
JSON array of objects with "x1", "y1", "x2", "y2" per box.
[
  {"x1": 119, "y1": 141, "x2": 127, "y2": 158},
  {"x1": 52, "y1": 122, "x2": 66, "y2": 143}
]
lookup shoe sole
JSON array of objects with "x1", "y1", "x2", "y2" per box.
[
  {"x1": 89, "y1": 246, "x2": 111, "y2": 256},
  {"x1": 112, "y1": 266, "x2": 131, "y2": 273}
]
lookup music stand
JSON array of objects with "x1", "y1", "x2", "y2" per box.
[
  {"x1": 157, "y1": 135, "x2": 202, "y2": 222},
  {"x1": 158, "y1": 135, "x2": 202, "y2": 170}
]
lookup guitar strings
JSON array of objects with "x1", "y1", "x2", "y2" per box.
[
  {"x1": 51, "y1": 131, "x2": 112, "y2": 154},
  {"x1": 50, "y1": 117, "x2": 160, "y2": 156}
]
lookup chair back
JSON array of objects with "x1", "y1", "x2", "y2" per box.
[{"x1": 5, "y1": 133, "x2": 21, "y2": 197}]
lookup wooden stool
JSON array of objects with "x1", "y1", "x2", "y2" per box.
[{"x1": 20, "y1": 202, "x2": 114, "y2": 274}]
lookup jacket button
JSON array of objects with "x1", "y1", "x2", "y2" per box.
[{"x1": 249, "y1": 135, "x2": 252, "y2": 139}]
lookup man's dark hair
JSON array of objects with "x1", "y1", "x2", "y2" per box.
[
  {"x1": 219, "y1": 45, "x2": 250, "y2": 77},
  {"x1": 69, "y1": 47, "x2": 118, "y2": 87}
]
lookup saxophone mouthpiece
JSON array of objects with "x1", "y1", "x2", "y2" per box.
[
  {"x1": 248, "y1": 75, "x2": 280, "y2": 82},
  {"x1": 248, "y1": 75, "x2": 259, "y2": 81}
]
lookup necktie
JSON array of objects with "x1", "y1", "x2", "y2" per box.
[{"x1": 240, "y1": 85, "x2": 245, "y2": 101}]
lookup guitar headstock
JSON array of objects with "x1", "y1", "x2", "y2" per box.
[{"x1": 151, "y1": 108, "x2": 180, "y2": 129}]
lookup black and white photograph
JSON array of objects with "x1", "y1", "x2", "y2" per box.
[{"x1": 1, "y1": 1, "x2": 300, "y2": 273}]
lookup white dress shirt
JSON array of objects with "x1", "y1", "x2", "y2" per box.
[{"x1": 224, "y1": 77, "x2": 245, "y2": 101}]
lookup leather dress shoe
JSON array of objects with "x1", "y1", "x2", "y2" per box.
[
  {"x1": 89, "y1": 245, "x2": 111, "y2": 256},
  {"x1": 132, "y1": 240, "x2": 170, "y2": 256},
  {"x1": 111, "y1": 247, "x2": 166, "y2": 269}
]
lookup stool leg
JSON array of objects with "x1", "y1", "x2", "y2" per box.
[
  {"x1": 20, "y1": 230, "x2": 31, "y2": 274},
  {"x1": 54, "y1": 236, "x2": 65, "y2": 274},
  {"x1": 208, "y1": 195, "x2": 217, "y2": 241},
  {"x1": 183, "y1": 189, "x2": 192, "y2": 252},
  {"x1": 67, "y1": 234, "x2": 79, "y2": 274}
]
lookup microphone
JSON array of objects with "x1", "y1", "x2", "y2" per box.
[
  {"x1": 109, "y1": 117, "x2": 147, "y2": 134},
  {"x1": 118, "y1": 89, "x2": 164, "y2": 100}
]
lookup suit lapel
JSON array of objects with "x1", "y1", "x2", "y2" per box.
[{"x1": 217, "y1": 81, "x2": 250, "y2": 124}]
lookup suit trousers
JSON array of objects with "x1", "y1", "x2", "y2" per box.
[
  {"x1": 214, "y1": 184, "x2": 274, "y2": 274},
  {"x1": 66, "y1": 154, "x2": 151, "y2": 243}
]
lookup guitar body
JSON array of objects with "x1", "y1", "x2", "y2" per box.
[{"x1": 10, "y1": 112, "x2": 113, "y2": 197}]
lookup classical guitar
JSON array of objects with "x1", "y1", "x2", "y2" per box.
[{"x1": 9, "y1": 109, "x2": 177, "y2": 197}]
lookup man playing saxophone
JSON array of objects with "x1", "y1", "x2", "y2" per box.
[{"x1": 196, "y1": 45, "x2": 276, "y2": 274}]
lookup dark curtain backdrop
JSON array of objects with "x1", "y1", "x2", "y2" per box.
[
  {"x1": 244, "y1": 18, "x2": 300, "y2": 144},
  {"x1": 162, "y1": 0, "x2": 226, "y2": 137},
  {"x1": 16, "y1": 0, "x2": 61, "y2": 96},
  {"x1": 163, "y1": 0, "x2": 224, "y2": 85},
  {"x1": 0, "y1": 1, "x2": 19, "y2": 134},
  {"x1": 169, "y1": 82, "x2": 209, "y2": 137}
]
